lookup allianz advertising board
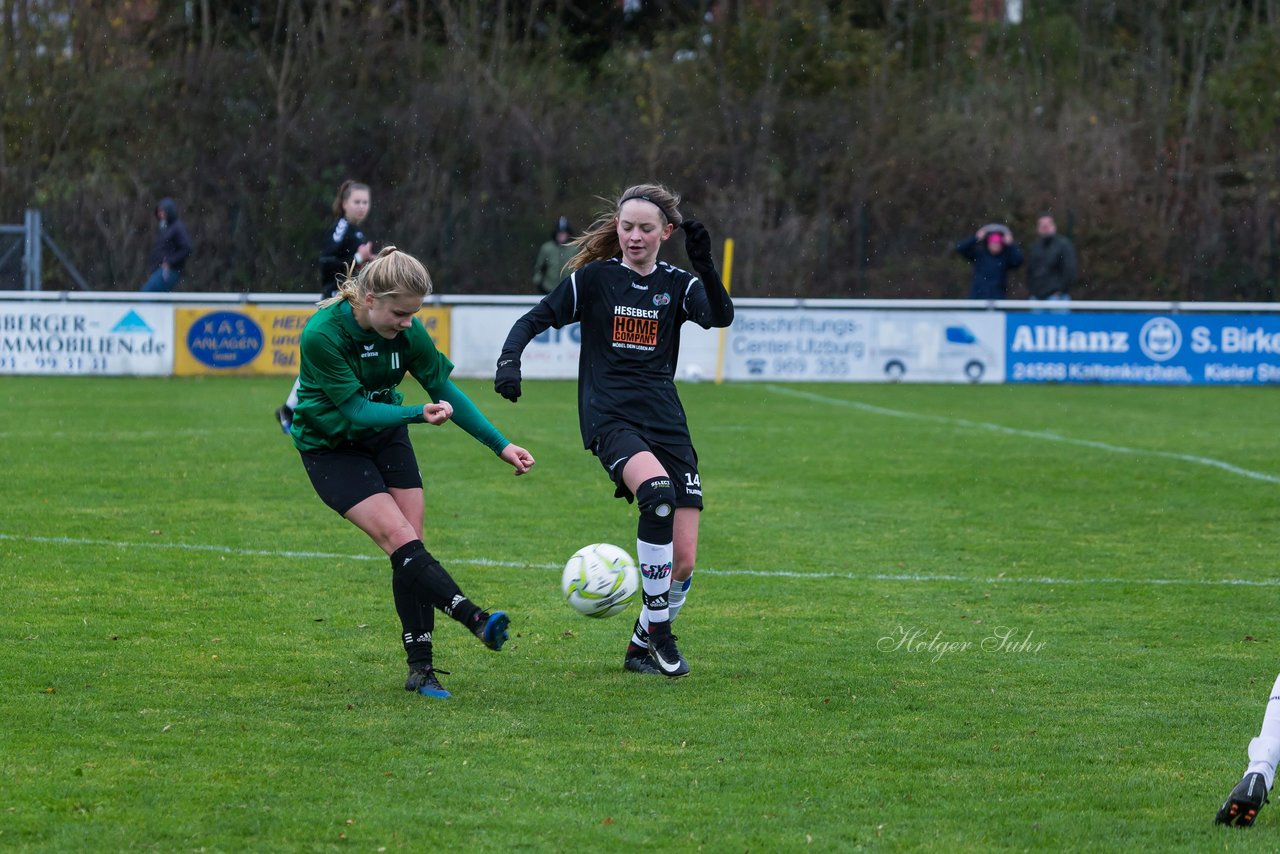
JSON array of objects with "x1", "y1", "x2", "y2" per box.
[{"x1": 1006, "y1": 313, "x2": 1280, "y2": 384}]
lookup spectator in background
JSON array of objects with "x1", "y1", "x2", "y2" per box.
[
  {"x1": 140, "y1": 198, "x2": 192, "y2": 292},
  {"x1": 319, "y1": 180, "x2": 373, "y2": 300},
  {"x1": 956, "y1": 223, "x2": 1023, "y2": 300},
  {"x1": 1026, "y1": 214, "x2": 1078, "y2": 302},
  {"x1": 532, "y1": 216, "x2": 578, "y2": 294},
  {"x1": 277, "y1": 179, "x2": 373, "y2": 434}
]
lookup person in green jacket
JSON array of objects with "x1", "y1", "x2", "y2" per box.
[
  {"x1": 532, "y1": 216, "x2": 578, "y2": 294},
  {"x1": 292, "y1": 245, "x2": 535, "y2": 699}
]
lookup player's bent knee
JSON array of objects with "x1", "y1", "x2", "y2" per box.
[{"x1": 635, "y1": 475, "x2": 676, "y2": 542}]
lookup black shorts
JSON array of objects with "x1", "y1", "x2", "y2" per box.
[
  {"x1": 299, "y1": 425, "x2": 422, "y2": 516},
  {"x1": 590, "y1": 428, "x2": 703, "y2": 509}
]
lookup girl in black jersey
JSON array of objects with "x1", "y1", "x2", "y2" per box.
[
  {"x1": 276, "y1": 180, "x2": 375, "y2": 434},
  {"x1": 319, "y1": 180, "x2": 374, "y2": 300},
  {"x1": 296, "y1": 247, "x2": 535, "y2": 698},
  {"x1": 494, "y1": 183, "x2": 733, "y2": 678}
]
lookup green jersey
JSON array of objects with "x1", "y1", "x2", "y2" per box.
[{"x1": 291, "y1": 300, "x2": 451, "y2": 451}]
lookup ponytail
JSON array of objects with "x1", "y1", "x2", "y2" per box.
[
  {"x1": 567, "y1": 182, "x2": 683, "y2": 271},
  {"x1": 316, "y1": 245, "x2": 432, "y2": 309}
]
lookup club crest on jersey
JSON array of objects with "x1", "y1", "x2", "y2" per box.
[{"x1": 652, "y1": 293, "x2": 670, "y2": 307}]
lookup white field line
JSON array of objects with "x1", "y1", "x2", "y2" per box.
[
  {"x1": 0, "y1": 427, "x2": 266, "y2": 441},
  {"x1": 3, "y1": 533, "x2": 1278, "y2": 587},
  {"x1": 764, "y1": 384, "x2": 1280, "y2": 485}
]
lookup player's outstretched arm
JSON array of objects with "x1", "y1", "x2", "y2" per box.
[
  {"x1": 499, "y1": 443, "x2": 535, "y2": 476},
  {"x1": 495, "y1": 288, "x2": 574, "y2": 402},
  {"x1": 422, "y1": 401, "x2": 453, "y2": 425},
  {"x1": 495, "y1": 357, "x2": 523, "y2": 402},
  {"x1": 682, "y1": 219, "x2": 733, "y2": 328}
]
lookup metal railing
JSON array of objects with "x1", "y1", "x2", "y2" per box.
[{"x1": 0, "y1": 209, "x2": 90, "y2": 291}]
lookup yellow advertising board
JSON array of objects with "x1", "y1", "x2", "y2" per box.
[{"x1": 174, "y1": 305, "x2": 451, "y2": 376}]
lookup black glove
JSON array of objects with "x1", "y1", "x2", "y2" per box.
[
  {"x1": 494, "y1": 357, "x2": 522, "y2": 402},
  {"x1": 682, "y1": 219, "x2": 714, "y2": 272}
]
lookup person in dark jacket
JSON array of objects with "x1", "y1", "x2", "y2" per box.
[
  {"x1": 140, "y1": 198, "x2": 193, "y2": 292},
  {"x1": 319, "y1": 180, "x2": 373, "y2": 300},
  {"x1": 1025, "y1": 214, "x2": 1078, "y2": 301},
  {"x1": 956, "y1": 224, "x2": 1023, "y2": 300}
]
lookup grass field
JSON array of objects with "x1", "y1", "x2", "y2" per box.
[{"x1": 2, "y1": 375, "x2": 1279, "y2": 852}]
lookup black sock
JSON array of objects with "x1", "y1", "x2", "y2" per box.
[
  {"x1": 391, "y1": 559, "x2": 435, "y2": 668},
  {"x1": 390, "y1": 540, "x2": 483, "y2": 628}
]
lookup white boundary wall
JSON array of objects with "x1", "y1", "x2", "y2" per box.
[{"x1": 3, "y1": 292, "x2": 1279, "y2": 384}]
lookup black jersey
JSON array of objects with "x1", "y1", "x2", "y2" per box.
[
  {"x1": 319, "y1": 217, "x2": 368, "y2": 297},
  {"x1": 501, "y1": 257, "x2": 732, "y2": 448}
]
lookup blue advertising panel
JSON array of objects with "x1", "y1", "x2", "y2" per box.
[{"x1": 1007, "y1": 313, "x2": 1280, "y2": 384}]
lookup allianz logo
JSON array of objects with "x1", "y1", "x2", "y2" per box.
[{"x1": 1011, "y1": 325, "x2": 1129, "y2": 353}]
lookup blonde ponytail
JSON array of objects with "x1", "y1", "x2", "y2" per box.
[{"x1": 316, "y1": 245, "x2": 432, "y2": 309}]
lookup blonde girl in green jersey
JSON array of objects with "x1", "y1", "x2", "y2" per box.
[{"x1": 292, "y1": 246, "x2": 535, "y2": 698}]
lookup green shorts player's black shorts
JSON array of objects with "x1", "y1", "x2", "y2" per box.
[
  {"x1": 590, "y1": 428, "x2": 703, "y2": 510},
  {"x1": 299, "y1": 425, "x2": 422, "y2": 516}
]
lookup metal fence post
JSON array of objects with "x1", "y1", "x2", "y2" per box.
[{"x1": 23, "y1": 208, "x2": 42, "y2": 290}]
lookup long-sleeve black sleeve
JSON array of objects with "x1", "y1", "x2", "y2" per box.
[
  {"x1": 498, "y1": 277, "x2": 578, "y2": 364},
  {"x1": 689, "y1": 258, "x2": 734, "y2": 328}
]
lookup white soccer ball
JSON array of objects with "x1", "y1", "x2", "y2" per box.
[
  {"x1": 561, "y1": 543, "x2": 640, "y2": 619},
  {"x1": 683, "y1": 362, "x2": 705, "y2": 382}
]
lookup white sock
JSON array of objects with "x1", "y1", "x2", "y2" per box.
[
  {"x1": 668, "y1": 575, "x2": 692, "y2": 621},
  {"x1": 1246, "y1": 673, "x2": 1280, "y2": 789},
  {"x1": 631, "y1": 614, "x2": 650, "y2": 648},
  {"x1": 636, "y1": 538, "x2": 672, "y2": 625},
  {"x1": 285, "y1": 377, "x2": 301, "y2": 410}
]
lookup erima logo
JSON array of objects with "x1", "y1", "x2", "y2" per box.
[
  {"x1": 361, "y1": 343, "x2": 379, "y2": 359},
  {"x1": 1011, "y1": 325, "x2": 1129, "y2": 354},
  {"x1": 596, "y1": 589, "x2": 633, "y2": 607}
]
